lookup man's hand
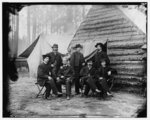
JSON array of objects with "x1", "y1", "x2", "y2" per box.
[
  {"x1": 56, "y1": 77, "x2": 61, "y2": 83},
  {"x1": 82, "y1": 63, "x2": 85, "y2": 66},
  {"x1": 60, "y1": 76, "x2": 64, "y2": 78},
  {"x1": 51, "y1": 64, "x2": 54, "y2": 67},
  {"x1": 108, "y1": 71, "x2": 111, "y2": 75},
  {"x1": 49, "y1": 72, "x2": 51, "y2": 75},
  {"x1": 48, "y1": 76, "x2": 52, "y2": 80},
  {"x1": 99, "y1": 77, "x2": 103, "y2": 80}
]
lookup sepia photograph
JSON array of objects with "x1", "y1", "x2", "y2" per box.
[{"x1": 2, "y1": 2, "x2": 147, "y2": 118}]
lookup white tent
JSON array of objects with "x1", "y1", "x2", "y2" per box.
[
  {"x1": 19, "y1": 34, "x2": 52, "y2": 78},
  {"x1": 27, "y1": 34, "x2": 52, "y2": 77}
]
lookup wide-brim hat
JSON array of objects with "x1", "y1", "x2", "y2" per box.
[
  {"x1": 95, "y1": 42, "x2": 104, "y2": 48},
  {"x1": 75, "y1": 44, "x2": 83, "y2": 48},
  {"x1": 52, "y1": 44, "x2": 58, "y2": 48}
]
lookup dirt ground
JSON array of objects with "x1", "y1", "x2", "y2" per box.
[{"x1": 8, "y1": 72, "x2": 146, "y2": 118}]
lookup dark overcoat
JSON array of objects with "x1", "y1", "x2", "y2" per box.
[
  {"x1": 92, "y1": 51, "x2": 110, "y2": 69},
  {"x1": 70, "y1": 51, "x2": 85, "y2": 69},
  {"x1": 46, "y1": 52, "x2": 63, "y2": 76},
  {"x1": 57, "y1": 65, "x2": 74, "y2": 78},
  {"x1": 37, "y1": 63, "x2": 51, "y2": 86},
  {"x1": 80, "y1": 66, "x2": 97, "y2": 78},
  {"x1": 96, "y1": 66, "x2": 111, "y2": 79}
]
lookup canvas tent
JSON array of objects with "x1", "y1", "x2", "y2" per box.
[
  {"x1": 19, "y1": 34, "x2": 52, "y2": 77},
  {"x1": 68, "y1": 5, "x2": 146, "y2": 92}
]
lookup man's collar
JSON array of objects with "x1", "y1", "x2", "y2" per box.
[{"x1": 43, "y1": 61, "x2": 47, "y2": 64}]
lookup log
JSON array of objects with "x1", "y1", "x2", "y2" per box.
[
  {"x1": 91, "y1": 5, "x2": 116, "y2": 12},
  {"x1": 79, "y1": 18, "x2": 127, "y2": 30},
  {"x1": 110, "y1": 60, "x2": 144, "y2": 65},
  {"x1": 72, "y1": 33, "x2": 144, "y2": 42},
  {"x1": 110, "y1": 64, "x2": 144, "y2": 70},
  {"x1": 76, "y1": 27, "x2": 137, "y2": 39},
  {"x1": 116, "y1": 70, "x2": 144, "y2": 76},
  {"x1": 84, "y1": 12, "x2": 122, "y2": 24},
  {"x1": 77, "y1": 23, "x2": 133, "y2": 35},
  {"x1": 83, "y1": 14, "x2": 120, "y2": 25},
  {"x1": 111, "y1": 67, "x2": 144, "y2": 74},
  {"x1": 76, "y1": 24, "x2": 138, "y2": 35},
  {"x1": 108, "y1": 49, "x2": 145, "y2": 56},
  {"x1": 79, "y1": 16, "x2": 127, "y2": 30},
  {"x1": 114, "y1": 74, "x2": 143, "y2": 82},
  {"x1": 107, "y1": 40, "x2": 144, "y2": 49},
  {"x1": 114, "y1": 79, "x2": 142, "y2": 86},
  {"x1": 109, "y1": 55, "x2": 143, "y2": 61},
  {"x1": 87, "y1": 7, "x2": 119, "y2": 18},
  {"x1": 75, "y1": 31, "x2": 139, "y2": 42},
  {"x1": 108, "y1": 34, "x2": 145, "y2": 42}
]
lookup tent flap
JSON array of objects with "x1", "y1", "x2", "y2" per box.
[{"x1": 19, "y1": 35, "x2": 40, "y2": 58}]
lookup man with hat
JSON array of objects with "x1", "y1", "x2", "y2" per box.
[
  {"x1": 70, "y1": 44, "x2": 85, "y2": 95},
  {"x1": 80, "y1": 60, "x2": 101, "y2": 96},
  {"x1": 46, "y1": 44, "x2": 63, "y2": 93},
  {"x1": 92, "y1": 42, "x2": 110, "y2": 69},
  {"x1": 37, "y1": 54, "x2": 62, "y2": 99}
]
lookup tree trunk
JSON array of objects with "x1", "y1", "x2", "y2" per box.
[
  {"x1": 27, "y1": 7, "x2": 31, "y2": 45},
  {"x1": 12, "y1": 15, "x2": 19, "y2": 57},
  {"x1": 32, "y1": 15, "x2": 37, "y2": 42}
]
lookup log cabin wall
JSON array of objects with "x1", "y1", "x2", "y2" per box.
[{"x1": 70, "y1": 5, "x2": 146, "y2": 92}]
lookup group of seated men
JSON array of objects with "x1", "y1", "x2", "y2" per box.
[{"x1": 37, "y1": 43, "x2": 117, "y2": 100}]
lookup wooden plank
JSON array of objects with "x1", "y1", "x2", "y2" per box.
[
  {"x1": 109, "y1": 55, "x2": 143, "y2": 61},
  {"x1": 108, "y1": 49, "x2": 145, "y2": 56}
]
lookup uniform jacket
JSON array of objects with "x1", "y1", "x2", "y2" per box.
[
  {"x1": 80, "y1": 66, "x2": 97, "y2": 78},
  {"x1": 57, "y1": 65, "x2": 74, "y2": 78},
  {"x1": 92, "y1": 51, "x2": 110, "y2": 69},
  {"x1": 37, "y1": 63, "x2": 51, "y2": 86},
  {"x1": 46, "y1": 52, "x2": 63, "y2": 70},
  {"x1": 70, "y1": 51, "x2": 85, "y2": 69},
  {"x1": 96, "y1": 66, "x2": 111, "y2": 79}
]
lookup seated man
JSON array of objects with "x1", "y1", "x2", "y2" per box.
[
  {"x1": 80, "y1": 60, "x2": 101, "y2": 96},
  {"x1": 96, "y1": 59, "x2": 114, "y2": 98},
  {"x1": 56, "y1": 58, "x2": 74, "y2": 100},
  {"x1": 37, "y1": 55, "x2": 62, "y2": 99}
]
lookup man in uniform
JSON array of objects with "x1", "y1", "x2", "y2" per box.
[
  {"x1": 46, "y1": 44, "x2": 63, "y2": 93},
  {"x1": 92, "y1": 43, "x2": 110, "y2": 69},
  {"x1": 37, "y1": 55, "x2": 62, "y2": 99},
  {"x1": 70, "y1": 44, "x2": 85, "y2": 95},
  {"x1": 80, "y1": 60, "x2": 101, "y2": 96},
  {"x1": 56, "y1": 58, "x2": 74, "y2": 100}
]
